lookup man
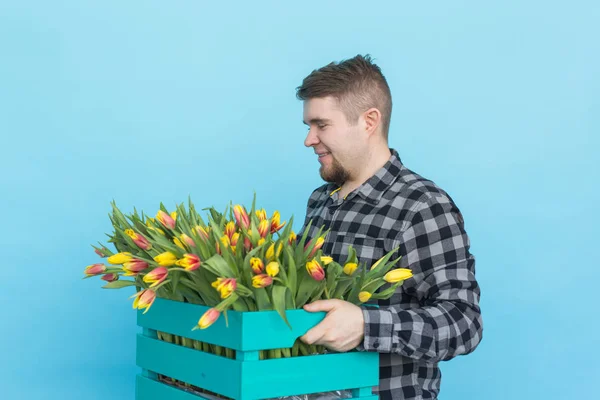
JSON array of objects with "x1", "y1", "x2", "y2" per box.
[{"x1": 296, "y1": 54, "x2": 483, "y2": 400}]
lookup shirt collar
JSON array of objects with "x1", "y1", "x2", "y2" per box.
[{"x1": 328, "y1": 148, "x2": 403, "y2": 204}]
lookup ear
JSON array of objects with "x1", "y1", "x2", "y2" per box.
[{"x1": 363, "y1": 107, "x2": 382, "y2": 137}]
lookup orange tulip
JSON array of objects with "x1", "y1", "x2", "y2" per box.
[
  {"x1": 225, "y1": 221, "x2": 236, "y2": 239},
  {"x1": 211, "y1": 277, "x2": 237, "y2": 299},
  {"x1": 288, "y1": 231, "x2": 297, "y2": 245},
  {"x1": 84, "y1": 263, "x2": 106, "y2": 276},
  {"x1": 305, "y1": 236, "x2": 325, "y2": 258},
  {"x1": 124, "y1": 229, "x2": 152, "y2": 251},
  {"x1": 175, "y1": 253, "x2": 201, "y2": 271},
  {"x1": 143, "y1": 267, "x2": 168, "y2": 287},
  {"x1": 101, "y1": 273, "x2": 119, "y2": 282},
  {"x1": 252, "y1": 274, "x2": 273, "y2": 288},
  {"x1": 195, "y1": 225, "x2": 209, "y2": 241},
  {"x1": 256, "y1": 208, "x2": 267, "y2": 221},
  {"x1": 250, "y1": 257, "x2": 265, "y2": 274},
  {"x1": 270, "y1": 211, "x2": 286, "y2": 233},
  {"x1": 258, "y1": 219, "x2": 270, "y2": 238},
  {"x1": 306, "y1": 259, "x2": 325, "y2": 281},
  {"x1": 156, "y1": 210, "x2": 176, "y2": 230},
  {"x1": 197, "y1": 308, "x2": 220, "y2": 329},
  {"x1": 233, "y1": 205, "x2": 250, "y2": 230},
  {"x1": 131, "y1": 289, "x2": 156, "y2": 314},
  {"x1": 122, "y1": 259, "x2": 149, "y2": 276}
]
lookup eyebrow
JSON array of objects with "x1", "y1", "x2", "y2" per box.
[{"x1": 302, "y1": 118, "x2": 332, "y2": 126}]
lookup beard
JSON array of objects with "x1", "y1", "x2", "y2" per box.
[{"x1": 319, "y1": 155, "x2": 350, "y2": 186}]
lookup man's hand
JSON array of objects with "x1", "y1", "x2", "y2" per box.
[{"x1": 299, "y1": 299, "x2": 365, "y2": 352}]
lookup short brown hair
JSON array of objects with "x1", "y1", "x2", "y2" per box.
[{"x1": 296, "y1": 54, "x2": 393, "y2": 139}]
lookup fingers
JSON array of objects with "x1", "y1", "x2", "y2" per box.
[
  {"x1": 303, "y1": 299, "x2": 339, "y2": 312},
  {"x1": 300, "y1": 324, "x2": 326, "y2": 345}
]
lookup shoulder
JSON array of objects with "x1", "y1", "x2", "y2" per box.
[{"x1": 390, "y1": 165, "x2": 464, "y2": 224}]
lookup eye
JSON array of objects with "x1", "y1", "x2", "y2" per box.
[{"x1": 318, "y1": 124, "x2": 327, "y2": 130}]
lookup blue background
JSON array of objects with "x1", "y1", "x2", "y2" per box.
[{"x1": 1, "y1": 1, "x2": 598, "y2": 399}]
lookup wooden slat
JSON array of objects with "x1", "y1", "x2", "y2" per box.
[
  {"x1": 136, "y1": 334, "x2": 242, "y2": 399},
  {"x1": 239, "y1": 352, "x2": 379, "y2": 399},
  {"x1": 137, "y1": 298, "x2": 328, "y2": 351}
]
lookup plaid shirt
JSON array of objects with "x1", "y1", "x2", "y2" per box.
[{"x1": 299, "y1": 148, "x2": 483, "y2": 400}]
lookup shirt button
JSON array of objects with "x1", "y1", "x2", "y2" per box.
[
  {"x1": 373, "y1": 341, "x2": 380, "y2": 349},
  {"x1": 328, "y1": 207, "x2": 335, "y2": 215}
]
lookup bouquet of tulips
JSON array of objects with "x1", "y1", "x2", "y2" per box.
[{"x1": 83, "y1": 195, "x2": 413, "y2": 361}]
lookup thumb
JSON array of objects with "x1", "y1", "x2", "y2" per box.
[{"x1": 303, "y1": 299, "x2": 338, "y2": 313}]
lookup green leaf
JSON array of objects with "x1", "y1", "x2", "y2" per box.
[
  {"x1": 102, "y1": 280, "x2": 137, "y2": 289},
  {"x1": 285, "y1": 246, "x2": 297, "y2": 302},
  {"x1": 272, "y1": 285, "x2": 292, "y2": 329}
]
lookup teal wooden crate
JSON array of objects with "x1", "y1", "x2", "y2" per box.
[{"x1": 135, "y1": 298, "x2": 379, "y2": 400}]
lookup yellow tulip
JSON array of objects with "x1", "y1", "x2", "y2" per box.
[
  {"x1": 107, "y1": 252, "x2": 133, "y2": 265},
  {"x1": 384, "y1": 268, "x2": 413, "y2": 283},
  {"x1": 266, "y1": 261, "x2": 280, "y2": 277},
  {"x1": 153, "y1": 251, "x2": 177, "y2": 267},
  {"x1": 358, "y1": 291, "x2": 372, "y2": 303},
  {"x1": 320, "y1": 256, "x2": 333, "y2": 265},
  {"x1": 343, "y1": 262, "x2": 358, "y2": 275},
  {"x1": 211, "y1": 277, "x2": 237, "y2": 299}
]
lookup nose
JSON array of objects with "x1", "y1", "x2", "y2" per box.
[{"x1": 304, "y1": 128, "x2": 319, "y2": 148}]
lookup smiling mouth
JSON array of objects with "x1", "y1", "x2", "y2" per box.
[{"x1": 316, "y1": 152, "x2": 331, "y2": 159}]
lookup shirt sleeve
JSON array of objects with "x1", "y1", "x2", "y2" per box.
[{"x1": 357, "y1": 195, "x2": 483, "y2": 363}]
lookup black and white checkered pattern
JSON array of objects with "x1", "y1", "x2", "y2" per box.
[{"x1": 299, "y1": 148, "x2": 483, "y2": 400}]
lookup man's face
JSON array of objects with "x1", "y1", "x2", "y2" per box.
[{"x1": 303, "y1": 97, "x2": 364, "y2": 185}]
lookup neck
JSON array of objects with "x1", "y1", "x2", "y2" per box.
[{"x1": 339, "y1": 145, "x2": 392, "y2": 197}]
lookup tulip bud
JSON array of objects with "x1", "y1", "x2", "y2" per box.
[
  {"x1": 266, "y1": 243, "x2": 275, "y2": 261},
  {"x1": 306, "y1": 260, "x2": 325, "y2": 281},
  {"x1": 258, "y1": 219, "x2": 270, "y2": 238},
  {"x1": 195, "y1": 225, "x2": 209, "y2": 241},
  {"x1": 84, "y1": 263, "x2": 106, "y2": 276},
  {"x1": 358, "y1": 291, "x2": 372, "y2": 303},
  {"x1": 107, "y1": 252, "x2": 133, "y2": 265},
  {"x1": 143, "y1": 267, "x2": 168, "y2": 287},
  {"x1": 256, "y1": 208, "x2": 267, "y2": 221},
  {"x1": 156, "y1": 210, "x2": 176, "y2": 230},
  {"x1": 123, "y1": 259, "x2": 149, "y2": 276},
  {"x1": 173, "y1": 237, "x2": 185, "y2": 250},
  {"x1": 124, "y1": 229, "x2": 152, "y2": 251},
  {"x1": 384, "y1": 268, "x2": 413, "y2": 283},
  {"x1": 252, "y1": 274, "x2": 273, "y2": 288},
  {"x1": 170, "y1": 211, "x2": 177, "y2": 221},
  {"x1": 94, "y1": 248, "x2": 107, "y2": 257},
  {"x1": 197, "y1": 308, "x2": 220, "y2": 329},
  {"x1": 101, "y1": 273, "x2": 119, "y2": 282},
  {"x1": 250, "y1": 257, "x2": 264, "y2": 274},
  {"x1": 288, "y1": 231, "x2": 297, "y2": 245},
  {"x1": 343, "y1": 262, "x2": 358, "y2": 276},
  {"x1": 266, "y1": 261, "x2": 280, "y2": 277},
  {"x1": 175, "y1": 253, "x2": 201, "y2": 271},
  {"x1": 225, "y1": 221, "x2": 236, "y2": 239},
  {"x1": 211, "y1": 277, "x2": 237, "y2": 299},
  {"x1": 370, "y1": 256, "x2": 385, "y2": 271},
  {"x1": 131, "y1": 289, "x2": 156, "y2": 314},
  {"x1": 320, "y1": 256, "x2": 333, "y2": 265},
  {"x1": 270, "y1": 211, "x2": 286, "y2": 233},
  {"x1": 306, "y1": 236, "x2": 325, "y2": 258},
  {"x1": 258, "y1": 238, "x2": 265, "y2": 246},
  {"x1": 181, "y1": 233, "x2": 196, "y2": 248},
  {"x1": 233, "y1": 205, "x2": 250, "y2": 230},
  {"x1": 153, "y1": 251, "x2": 177, "y2": 267},
  {"x1": 244, "y1": 235, "x2": 253, "y2": 251}
]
